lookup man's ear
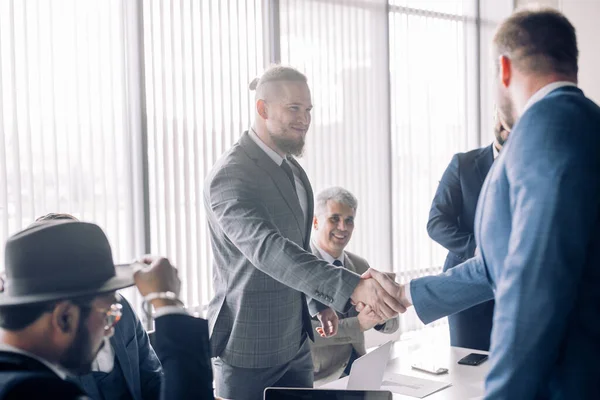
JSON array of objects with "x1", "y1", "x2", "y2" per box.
[
  {"x1": 51, "y1": 301, "x2": 79, "y2": 336},
  {"x1": 257, "y1": 99, "x2": 268, "y2": 120},
  {"x1": 499, "y1": 55, "x2": 512, "y2": 88},
  {"x1": 313, "y1": 216, "x2": 319, "y2": 230}
]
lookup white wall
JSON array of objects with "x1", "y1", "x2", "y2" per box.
[
  {"x1": 516, "y1": 0, "x2": 600, "y2": 104},
  {"x1": 561, "y1": 1, "x2": 600, "y2": 104}
]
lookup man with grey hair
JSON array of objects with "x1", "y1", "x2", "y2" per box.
[
  {"x1": 204, "y1": 65, "x2": 405, "y2": 399},
  {"x1": 310, "y1": 187, "x2": 398, "y2": 386}
]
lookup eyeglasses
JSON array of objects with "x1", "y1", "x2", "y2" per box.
[{"x1": 81, "y1": 293, "x2": 123, "y2": 331}]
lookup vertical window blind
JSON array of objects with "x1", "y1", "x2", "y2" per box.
[
  {"x1": 142, "y1": 0, "x2": 265, "y2": 308},
  {"x1": 279, "y1": 0, "x2": 392, "y2": 272},
  {"x1": 0, "y1": 0, "x2": 480, "y2": 334},
  {"x1": 389, "y1": 0, "x2": 479, "y2": 332},
  {"x1": 0, "y1": 0, "x2": 145, "y2": 306}
]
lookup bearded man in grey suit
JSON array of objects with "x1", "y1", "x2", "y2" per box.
[
  {"x1": 204, "y1": 65, "x2": 406, "y2": 400},
  {"x1": 309, "y1": 187, "x2": 399, "y2": 387}
]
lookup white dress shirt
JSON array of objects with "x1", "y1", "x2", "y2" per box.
[
  {"x1": 313, "y1": 241, "x2": 344, "y2": 267},
  {"x1": 248, "y1": 129, "x2": 309, "y2": 225},
  {"x1": 407, "y1": 81, "x2": 579, "y2": 307},
  {"x1": 91, "y1": 337, "x2": 115, "y2": 372},
  {"x1": 523, "y1": 81, "x2": 577, "y2": 112}
]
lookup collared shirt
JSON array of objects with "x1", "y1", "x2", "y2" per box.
[
  {"x1": 91, "y1": 337, "x2": 115, "y2": 373},
  {"x1": 523, "y1": 81, "x2": 578, "y2": 112},
  {"x1": 493, "y1": 143, "x2": 500, "y2": 160},
  {"x1": 313, "y1": 241, "x2": 345, "y2": 267},
  {"x1": 248, "y1": 129, "x2": 309, "y2": 224},
  {"x1": 0, "y1": 342, "x2": 70, "y2": 380}
]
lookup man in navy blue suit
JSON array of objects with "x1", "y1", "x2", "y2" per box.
[
  {"x1": 363, "y1": 7, "x2": 600, "y2": 399},
  {"x1": 33, "y1": 213, "x2": 163, "y2": 400},
  {"x1": 0, "y1": 221, "x2": 214, "y2": 399},
  {"x1": 426, "y1": 114, "x2": 510, "y2": 351}
]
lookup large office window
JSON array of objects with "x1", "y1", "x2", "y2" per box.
[
  {"x1": 142, "y1": 0, "x2": 265, "y2": 308},
  {"x1": 0, "y1": 0, "x2": 145, "y2": 279},
  {"x1": 389, "y1": 0, "x2": 479, "y2": 332},
  {"x1": 1, "y1": 0, "x2": 481, "y2": 334},
  {"x1": 279, "y1": 0, "x2": 392, "y2": 270}
]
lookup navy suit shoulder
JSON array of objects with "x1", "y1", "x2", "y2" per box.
[
  {"x1": 426, "y1": 144, "x2": 494, "y2": 351},
  {"x1": 427, "y1": 145, "x2": 493, "y2": 265},
  {"x1": 0, "y1": 352, "x2": 89, "y2": 400},
  {"x1": 153, "y1": 314, "x2": 214, "y2": 400}
]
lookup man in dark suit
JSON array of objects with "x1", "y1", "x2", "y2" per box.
[
  {"x1": 426, "y1": 115, "x2": 510, "y2": 351},
  {"x1": 33, "y1": 213, "x2": 163, "y2": 400},
  {"x1": 368, "y1": 8, "x2": 600, "y2": 399},
  {"x1": 0, "y1": 221, "x2": 214, "y2": 399},
  {"x1": 204, "y1": 65, "x2": 405, "y2": 400}
]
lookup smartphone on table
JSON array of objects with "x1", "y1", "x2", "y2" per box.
[{"x1": 457, "y1": 353, "x2": 488, "y2": 366}]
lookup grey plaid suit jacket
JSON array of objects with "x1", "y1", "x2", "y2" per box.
[{"x1": 204, "y1": 132, "x2": 361, "y2": 369}]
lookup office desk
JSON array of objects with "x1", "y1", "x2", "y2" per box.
[{"x1": 324, "y1": 342, "x2": 489, "y2": 399}]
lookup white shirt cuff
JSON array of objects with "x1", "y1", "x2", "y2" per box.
[
  {"x1": 154, "y1": 305, "x2": 189, "y2": 319},
  {"x1": 405, "y1": 280, "x2": 413, "y2": 305}
]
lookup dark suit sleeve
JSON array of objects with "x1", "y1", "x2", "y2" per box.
[
  {"x1": 427, "y1": 154, "x2": 477, "y2": 260},
  {"x1": 128, "y1": 303, "x2": 162, "y2": 400},
  {"x1": 484, "y1": 104, "x2": 600, "y2": 398},
  {"x1": 153, "y1": 314, "x2": 214, "y2": 400}
]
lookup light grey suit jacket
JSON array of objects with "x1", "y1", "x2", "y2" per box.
[
  {"x1": 310, "y1": 243, "x2": 399, "y2": 385},
  {"x1": 204, "y1": 132, "x2": 361, "y2": 369}
]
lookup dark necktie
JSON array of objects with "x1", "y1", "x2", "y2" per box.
[
  {"x1": 281, "y1": 159, "x2": 296, "y2": 193},
  {"x1": 333, "y1": 259, "x2": 343, "y2": 267}
]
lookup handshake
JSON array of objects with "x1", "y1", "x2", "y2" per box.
[{"x1": 315, "y1": 268, "x2": 412, "y2": 338}]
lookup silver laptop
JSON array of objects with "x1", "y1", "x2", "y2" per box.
[{"x1": 321, "y1": 340, "x2": 394, "y2": 391}]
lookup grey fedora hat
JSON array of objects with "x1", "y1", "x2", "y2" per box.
[{"x1": 0, "y1": 221, "x2": 135, "y2": 306}]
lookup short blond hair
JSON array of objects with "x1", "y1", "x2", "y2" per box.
[
  {"x1": 493, "y1": 7, "x2": 578, "y2": 77},
  {"x1": 249, "y1": 65, "x2": 308, "y2": 100}
]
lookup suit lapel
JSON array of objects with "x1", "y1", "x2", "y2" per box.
[
  {"x1": 474, "y1": 145, "x2": 494, "y2": 185},
  {"x1": 111, "y1": 331, "x2": 137, "y2": 399},
  {"x1": 343, "y1": 253, "x2": 358, "y2": 274},
  {"x1": 239, "y1": 132, "x2": 306, "y2": 240}
]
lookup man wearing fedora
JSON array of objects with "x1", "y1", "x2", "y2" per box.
[
  {"x1": 0, "y1": 221, "x2": 214, "y2": 399},
  {"x1": 33, "y1": 213, "x2": 163, "y2": 400}
]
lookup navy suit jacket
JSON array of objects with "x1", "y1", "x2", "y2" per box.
[
  {"x1": 427, "y1": 145, "x2": 495, "y2": 350},
  {"x1": 410, "y1": 86, "x2": 600, "y2": 399},
  {"x1": 76, "y1": 298, "x2": 162, "y2": 400},
  {"x1": 0, "y1": 314, "x2": 214, "y2": 400}
]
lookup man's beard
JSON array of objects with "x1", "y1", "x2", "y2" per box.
[
  {"x1": 270, "y1": 130, "x2": 305, "y2": 157},
  {"x1": 59, "y1": 319, "x2": 102, "y2": 375},
  {"x1": 497, "y1": 92, "x2": 516, "y2": 134},
  {"x1": 494, "y1": 125, "x2": 508, "y2": 146}
]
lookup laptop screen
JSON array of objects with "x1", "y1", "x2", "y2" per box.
[{"x1": 264, "y1": 388, "x2": 393, "y2": 400}]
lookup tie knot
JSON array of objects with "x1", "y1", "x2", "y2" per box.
[
  {"x1": 333, "y1": 259, "x2": 343, "y2": 267},
  {"x1": 280, "y1": 159, "x2": 296, "y2": 192}
]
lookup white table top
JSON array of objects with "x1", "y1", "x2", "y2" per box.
[
  {"x1": 385, "y1": 342, "x2": 488, "y2": 399},
  {"x1": 322, "y1": 340, "x2": 489, "y2": 399}
]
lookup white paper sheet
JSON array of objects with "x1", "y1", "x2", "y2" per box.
[{"x1": 381, "y1": 372, "x2": 451, "y2": 398}]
